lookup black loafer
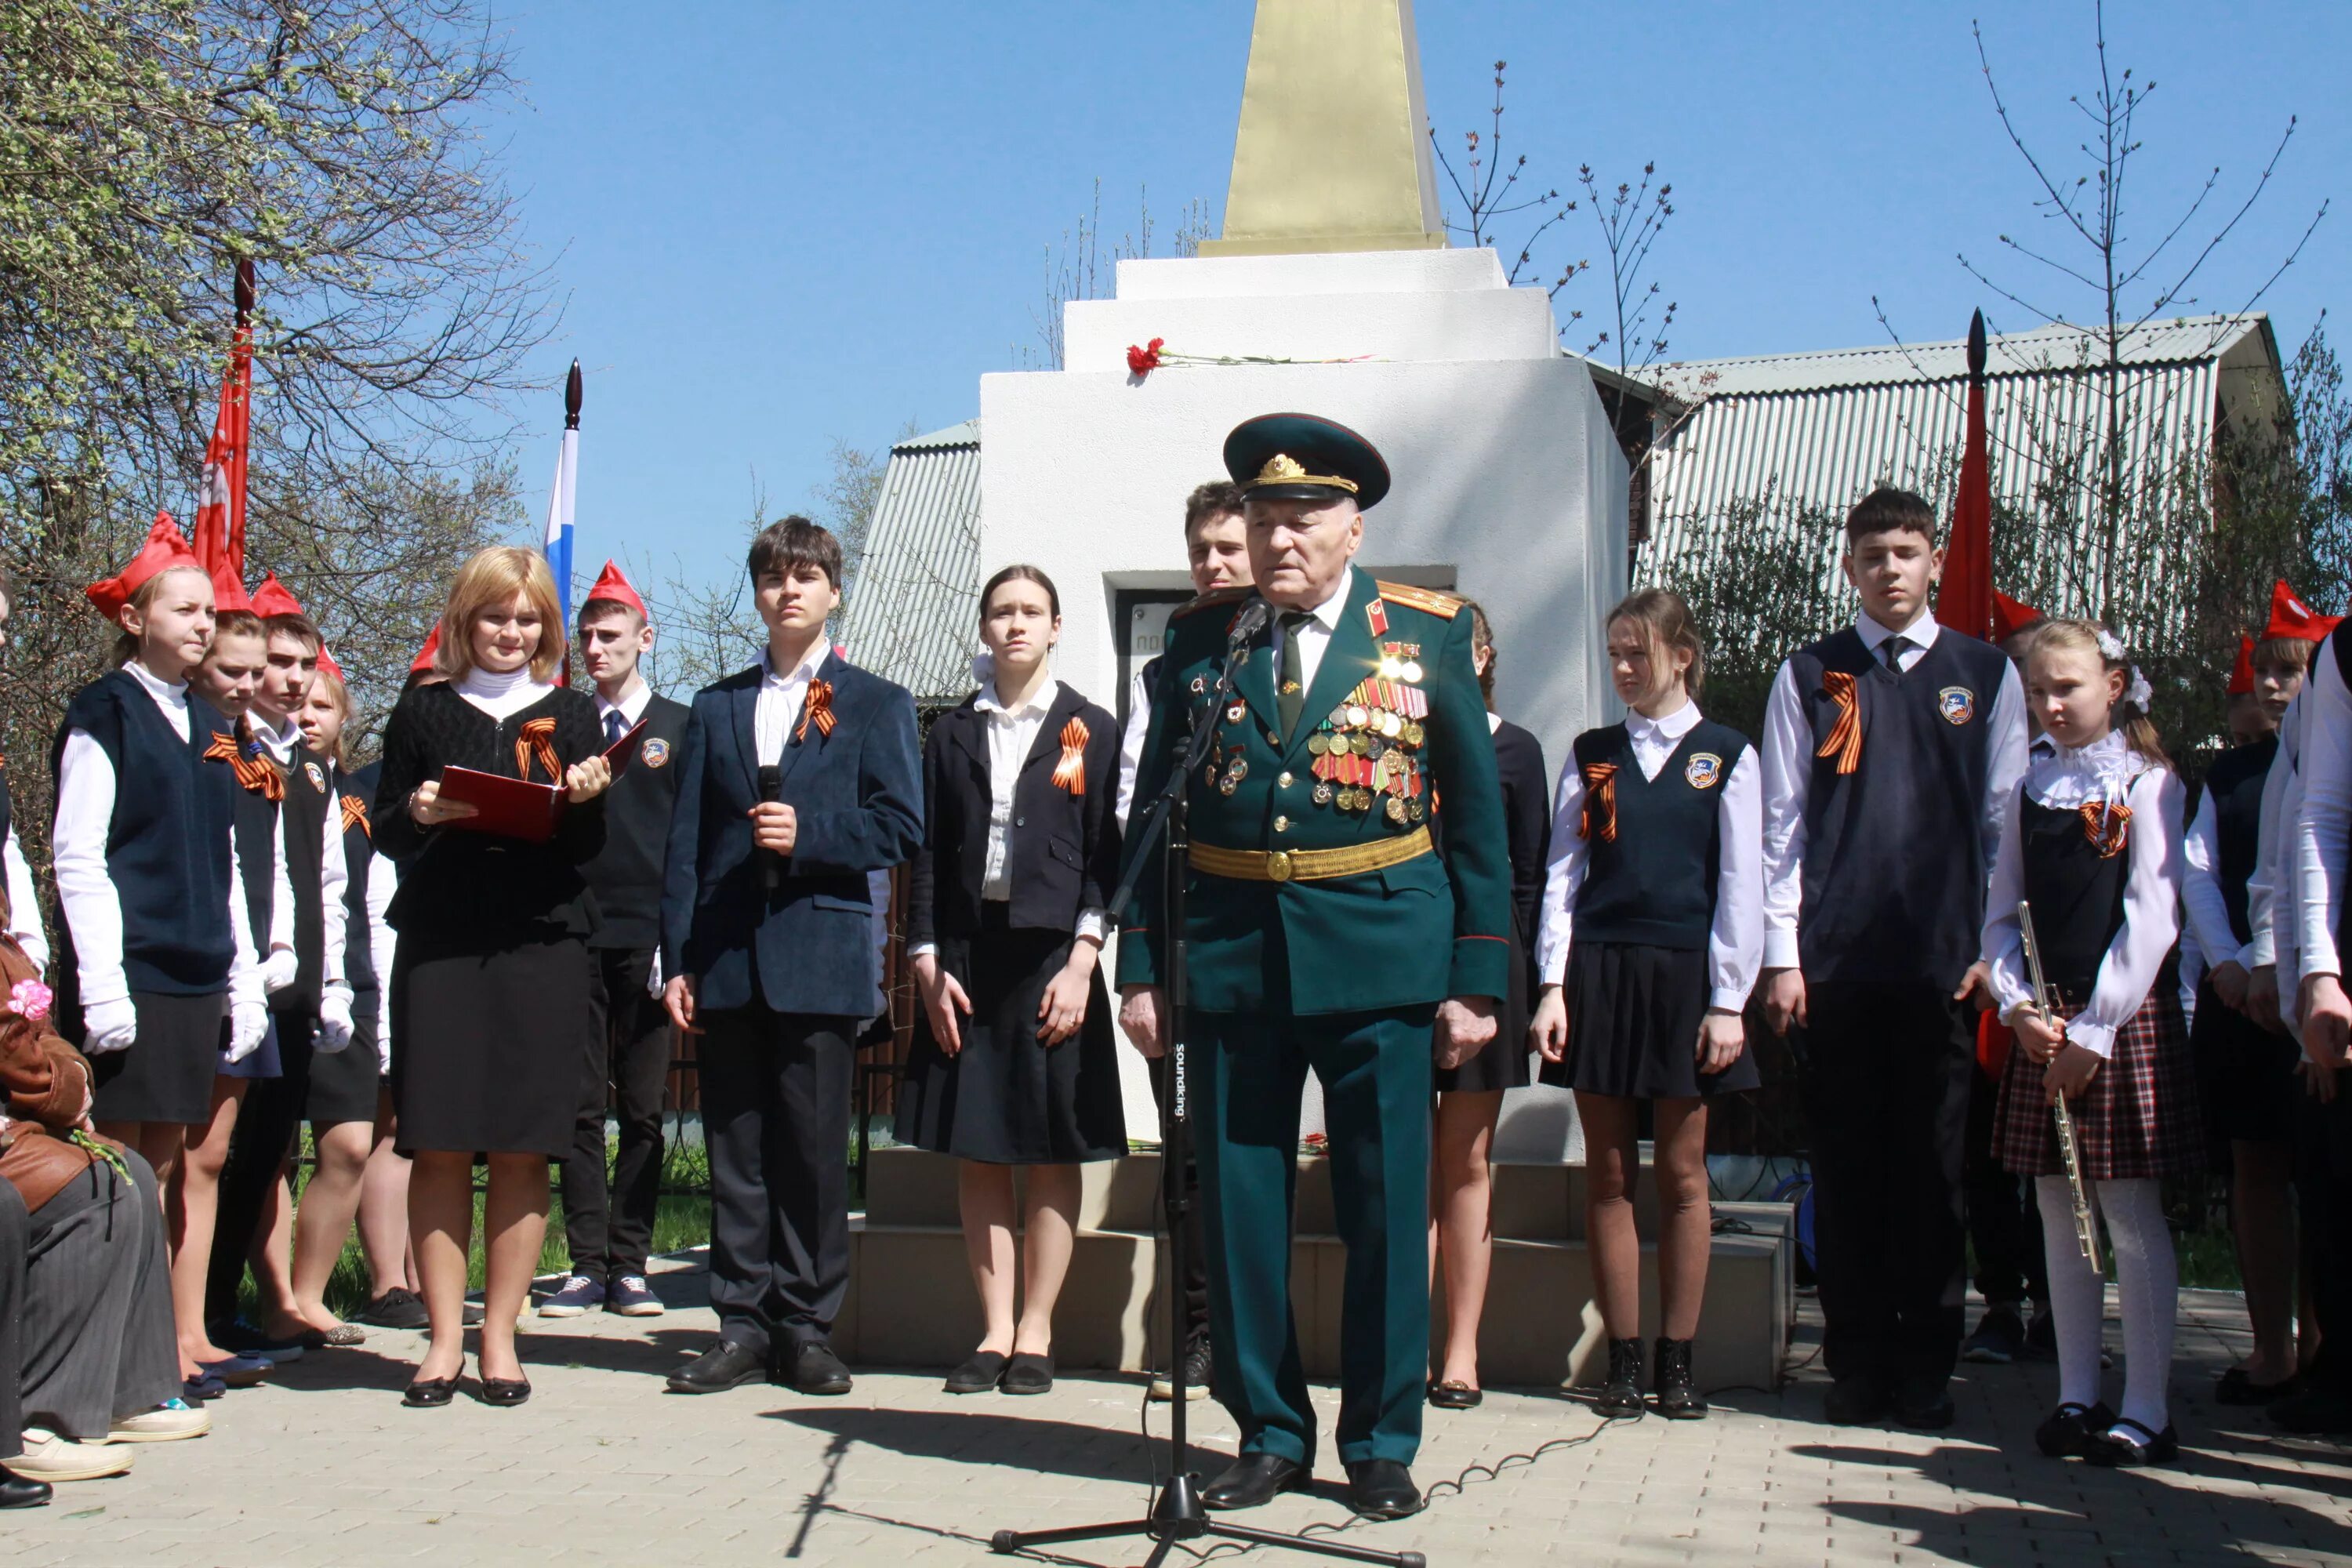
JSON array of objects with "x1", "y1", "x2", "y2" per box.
[
  {"x1": 1892, "y1": 1381, "x2": 1956, "y2": 1431},
  {"x1": 2082, "y1": 1416, "x2": 2178, "y2": 1467},
  {"x1": 0, "y1": 1468, "x2": 52, "y2": 1509},
  {"x1": 402, "y1": 1376, "x2": 459, "y2": 1408},
  {"x1": 1001, "y1": 1352, "x2": 1054, "y2": 1396},
  {"x1": 944, "y1": 1351, "x2": 1008, "y2": 1394},
  {"x1": 2034, "y1": 1399, "x2": 2117, "y2": 1457},
  {"x1": 779, "y1": 1341, "x2": 854, "y2": 1396},
  {"x1": 1201, "y1": 1453, "x2": 1309, "y2": 1511},
  {"x1": 1428, "y1": 1379, "x2": 1482, "y2": 1410},
  {"x1": 667, "y1": 1339, "x2": 767, "y2": 1395},
  {"x1": 479, "y1": 1376, "x2": 532, "y2": 1407},
  {"x1": 1343, "y1": 1459, "x2": 1422, "y2": 1520},
  {"x1": 1824, "y1": 1374, "x2": 1889, "y2": 1426}
]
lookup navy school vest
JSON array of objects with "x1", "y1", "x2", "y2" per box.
[
  {"x1": 1570, "y1": 718, "x2": 1751, "y2": 950},
  {"x1": 49, "y1": 671, "x2": 238, "y2": 996},
  {"x1": 2019, "y1": 793, "x2": 2131, "y2": 1004},
  {"x1": 2201, "y1": 733, "x2": 2278, "y2": 949},
  {"x1": 1790, "y1": 626, "x2": 2013, "y2": 987}
]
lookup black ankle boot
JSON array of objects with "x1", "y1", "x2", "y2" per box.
[
  {"x1": 1653, "y1": 1337, "x2": 1708, "y2": 1419},
  {"x1": 1596, "y1": 1337, "x2": 1646, "y2": 1417}
]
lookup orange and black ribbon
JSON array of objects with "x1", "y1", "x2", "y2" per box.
[
  {"x1": 515, "y1": 716, "x2": 561, "y2": 783},
  {"x1": 2079, "y1": 800, "x2": 2132, "y2": 858},
  {"x1": 1816, "y1": 670, "x2": 1863, "y2": 775},
  {"x1": 204, "y1": 731, "x2": 284, "y2": 801},
  {"x1": 798, "y1": 679, "x2": 837, "y2": 742},
  {"x1": 1051, "y1": 716, "x2": 1090, "y2": 795},
  {"x1": 340, "y1": 793, "x2": 370, "y2": 838},
  {"x1": 1577, "y1": 761, "x2": 1618, "y2": 843}
]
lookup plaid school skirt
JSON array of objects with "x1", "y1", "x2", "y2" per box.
[{"x1": 1994, "y1": 989, "x2": 2204, "y2": 1181}]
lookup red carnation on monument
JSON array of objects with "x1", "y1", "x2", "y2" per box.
[{"x1": 1127, "y1": 338, "x2": 1165, "y2": 376}]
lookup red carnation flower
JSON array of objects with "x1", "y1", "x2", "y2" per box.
[{"x1": 1127, "y1": 337, "x2": 1166, "y2": 376}]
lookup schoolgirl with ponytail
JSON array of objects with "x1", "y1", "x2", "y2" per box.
[{"x1": 1981, "y1": 617, "x2": 2200, "y2": 1466}]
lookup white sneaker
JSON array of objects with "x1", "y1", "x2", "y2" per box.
[
  {"x1": 108, "y1": 1399, "x2": 212, "y2": 1443},
  {"x1": 11, "y1": 1428, "x2": 135, "y2": 1480}
]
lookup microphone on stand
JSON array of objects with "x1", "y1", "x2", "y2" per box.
[
  {"x1": 1226, "y1": 598, "x2": 1271, "y2": 649},
  {"x1": 757, "y1": 764, "x2": 782, "y2": 893}
]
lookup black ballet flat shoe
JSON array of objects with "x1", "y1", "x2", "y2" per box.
[
  {"x1": 1652, "y1": 1337, "x2": 1708, "y2": 1420},
  {"x1": 944, "y1": 1351, "x2": 1009, "y2": 1394},
  {"x1": 2034, "y1": 1400, "x2": 2117, "y2": 1457},
  {"x1": 1595, "y1": 1337, "x2": 1646, "y2": 1418},
  {"x1": 1201, "y1": 1453, "x2": 1310, "y2": 1512},
  {"x1": 2082, "y1": 1416, "x2": 2179, "y2": 1467},
  {"x1": 1343, "y1": 1459, "x2": 1423, "y2": 1520},
  {"x1": 1427, "y1": 1378, "x2": 1483, "y2": 1410},
  {"x1": 2216, "y1": 1367, "x2": 2302, "y2": 1407},
  {"x1": 478, "y1": 1376, "x2": 532, "y2": 1408},
  {"x1": 1000, "y1": 1352, "x2": 1054, "y2": 1396},
  {"x1": 401, "y1": 1376, "x2": 459, "y2": 1408}
]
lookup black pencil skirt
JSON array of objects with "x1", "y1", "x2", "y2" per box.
[
  {"x1": 390, "y1": 930, "x2": 590, "y2": 1158},
  {"x1": 89, "y1": 991, "x2": 226, "y2": 1127},
  {"x1": 893, "y1": 909, "x2": 1126, "y2": 1166}
]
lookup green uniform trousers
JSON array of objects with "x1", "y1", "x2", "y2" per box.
[{"x1": 1192, "y1": 1003, "x2": 1435, "y2": 1468}]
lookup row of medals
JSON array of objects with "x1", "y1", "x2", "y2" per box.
[{"x1": 1201, "y1": 651, "x2": 1432, "y2": 826}]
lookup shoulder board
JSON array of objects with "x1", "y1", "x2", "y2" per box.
[
  {"x1": 1168, "y1": 586, "x2": 1254, "y2": 622},
  {"x1": 1377, "y1": 581, "x2": 1464, "y2": 619}
]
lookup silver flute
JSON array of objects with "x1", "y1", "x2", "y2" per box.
[{"x1": 2017, "y1": 900, "x2": 2101, "y2": 1274}]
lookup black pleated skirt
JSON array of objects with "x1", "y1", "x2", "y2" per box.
[
  {"x1": 307, "y1": 1005, "x2": 383, "y2": 1129},
  {"x1": 90, "y1": 991, "x2": 226, "y2": 1127},
  {"x1": 894, "y1": 909, "x2": 1126, "y2": 1165},
  {"x1": 2190, "y1": 978, "x2": 2300, "y2": 1153},
  {"x1": 390, "y1": 929, "x2": 589, "y2": 1158},
  {"x1": 1435, "y1": 914, "x2": 1535, "y2": 1094},
  {"x1": 1541, "y1": 940, "x2": 1761, "y2": 1100}
]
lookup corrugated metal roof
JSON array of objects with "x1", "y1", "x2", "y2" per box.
[
  {"x1": 1641, "y1": 314, "x2": 2278, "y2": 648},
  {"x1": 838, "y1": 419, "x2": 982, "y2": 704}
]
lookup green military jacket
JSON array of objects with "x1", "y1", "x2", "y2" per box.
[{"x1": 1115, "y1": 566, "x2": 1512, "y2": 1015}]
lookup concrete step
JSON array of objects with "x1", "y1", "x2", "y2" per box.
[{"x1": 842, "y1": 1150, "x2": 1795, "y2": 1392}]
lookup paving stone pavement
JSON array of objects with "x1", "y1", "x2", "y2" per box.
[{"x1": 5, "y1": 1258, "x2": 2348, "y2": 1568}]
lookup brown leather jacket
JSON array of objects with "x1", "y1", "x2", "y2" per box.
[{"x1": 0, "y1": 934, "x2": 108, "y2": 1213}]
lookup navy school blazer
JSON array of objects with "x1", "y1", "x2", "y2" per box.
[{"x1": 659, "y1": 652, "x2": 923, "y2": 1018}]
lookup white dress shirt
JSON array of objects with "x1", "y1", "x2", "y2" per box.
[
  {"x1": 909, "y1": 677, "x2": 1108, "y2": 960},
  {"x1": 2293, "y1": 644, "x2": 2352, "y2": 981},
  {"x1": 4, "y1": 823, "x2": 46, "y2": 973},
  {"x1": 595, "y1": 677, "x2": 653, "y2": 742},
  {"x1": 366, "y1": 848, "x2": 399, "y2": 1068},
  {"x1": 1533, "y1": 699, "x2": 1764, "y2": 1011},
  {"x1": 251, "y1": 707, "x2": 349, "y2": 985},
  {"x1": 1982, "y1": 733, "x2": 2184, "y2": 1058},
  {"x1": 1268, "y1": 576, "x2": 1352, "y2": 706},
  {"x1": 2182, "y1": 779, "x2": 2262, "y2": 975},
  {"x1": 753, "y1": 640, "x2": 830, "y2": 768},
  {"x1": 2248, "y1": 691, "x2": 2302, "y2": 986},
  {"x1": 1759, "y1": 610, "x2": 2031, "y2": 970},
  {"x1": 53, "y1": 659, "x2": 263, "y2": 1011},
  {"x1": 1116, "y1": 663, "x2": 1152, "y2": 830}
]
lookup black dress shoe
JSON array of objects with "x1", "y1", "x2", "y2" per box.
[
  {"x1": 1427, "y1": 1379, "x2": 1482, "y2": 1410},
  {"x1": 2082, "y1": 1416, "x2": 2178, "y2": 1467},
  {"x1": 779, "y1": 1341, "x2": 854, "y2": 1396},
  {"x1": 401, "y1": 1376, "x2": 459, "y2": 1408},
  {"x1": 1201, "y1": 1453, "x2": 1309, "y2": 1511},
  {"x1": 1892, "y1": 1381, "x2": 1956, "y2": 1431},
  {"x1": 1344, "y1": 1459, "x2": 1422, "y2": 1520},
  {"x1": 1824, "y1": 1374, "x2": 1889, "y2": 1426},
  {"x1": 667, "y1": 1339, "x2": 767, "y2": 1394},
  {"x1": 479, "y1": 1376, "x2": 532, "y2": 1407},
  {"x1": 2216, "y1": 1367, "x2": 2301, "y2": 1406},
  {"x1": 2034, "y1": 1400, "x2": 2117, "y2": 1457},
  {"x1": 0, "y1": 1467, "x2": 52, "y2": 1509}
]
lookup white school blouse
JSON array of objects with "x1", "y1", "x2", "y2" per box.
[{"x1": 252, "y1": 707, "x2": 349, "y2": 989}]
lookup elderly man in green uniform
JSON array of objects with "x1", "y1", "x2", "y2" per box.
[{"x1": 1118, "y1": 413, "x2": 1512, "y2": 1521}]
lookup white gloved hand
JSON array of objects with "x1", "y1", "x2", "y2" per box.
[
  {"x1": 646, "y1": 948, "x2": 664, "y2": 998},
  {"x1": 225, "y1": 1000, "x2": 270, "y2": 1064},
  {"x1": 261, "y1": 946, "x2": 299, "y2": 995},
  {"x1": 376, "y1": 1027, "x2": 392, "y2": 1078},
  {"x1": 317, "y1": 985, "x2": 355, "y2": 1054},
  {"x1": 82, "y1": 995, "x2": 139, "y2": 1054}
]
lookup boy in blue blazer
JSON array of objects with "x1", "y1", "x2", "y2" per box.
[{"x1": 660, "y1": 517, "x2": 922, "y2": 1395}]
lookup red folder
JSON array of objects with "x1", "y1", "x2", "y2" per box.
[{"x1": 436, "y1": 717, "x2": 648, "y2": 844}]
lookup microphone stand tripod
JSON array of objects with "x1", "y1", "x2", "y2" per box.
[{"x1": 989, "y1": 612, "x2": 1425, "y2": 1568}]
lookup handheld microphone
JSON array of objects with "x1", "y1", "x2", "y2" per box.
[
  {"x1": 1227, "y1": 598, "x2": 1271, "y2": 648},
  {"x1": 757, "y1": 764, "x2": 782, "y2": 892}
]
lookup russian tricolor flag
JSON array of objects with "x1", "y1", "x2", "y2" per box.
[{"x1": 545, "y1": 359, "x2": 583, "y2": 639}]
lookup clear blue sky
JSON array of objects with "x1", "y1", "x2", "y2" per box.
[{"x1": 490, "y1": 0, "x2": 2348, "y2": 593}]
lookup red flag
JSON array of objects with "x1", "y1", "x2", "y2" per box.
[
  {"x1": 1936, "y1": 309, "x2": 1994, "y2": 641},
  {"x1": 2228, "y1": 636, "x2": 2256, "y2": 696},
  {"x1": 191, "y1": 260, "x2": 255, "y2": 582}
]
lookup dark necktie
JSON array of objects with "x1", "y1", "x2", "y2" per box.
[
  {"x1": 1882, "y1": 635, "x2": 1911, "y2": 673},
  {"x1": 1277, "y1": 612, "x2": 1312, "y2": 739},
  {"x1": 604, "y1": 708, "x2": 628, "y2": 746}
]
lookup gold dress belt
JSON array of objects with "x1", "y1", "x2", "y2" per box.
[{"x1": 1189, "y1": 826, "x2": 1432, "y2": 884}]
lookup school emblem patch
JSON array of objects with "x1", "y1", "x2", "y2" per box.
[
  {"x1": 304, "y1": 761, "x2": 327, "y2": 793},
  {"x1": 641, "y1": 738, "x2": 671, "y2": 768},
  {"x1": 1684, "y1": 752, "x2": 1723, "y2": 789},
  {"x1": 1938, "y1": 686, "x2": 1976, "y2": 725}
]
